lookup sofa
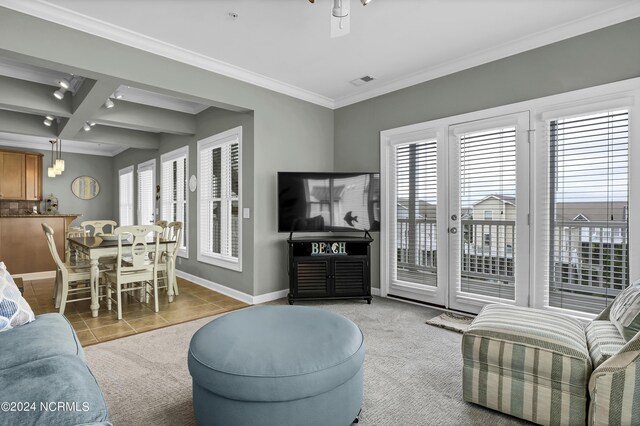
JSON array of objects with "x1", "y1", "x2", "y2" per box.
[
  {"x1": 462, "y1": 283, "x2": 640, "y2": 426},
  {"x1": 0, "y1": 313, "x2": 111, "y2": 426}
]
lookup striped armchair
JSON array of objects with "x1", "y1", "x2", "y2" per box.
[{"x1": 462, "y1": 283, "x2": 640, "y2": 426}]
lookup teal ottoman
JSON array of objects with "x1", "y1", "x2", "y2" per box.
[{"x1": 188, "y1": 305, "x2": 365, "y2": 426}]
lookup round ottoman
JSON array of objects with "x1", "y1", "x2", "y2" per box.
[{"x1": 188, "y1": 305, "x2": 365, "y2": 426}]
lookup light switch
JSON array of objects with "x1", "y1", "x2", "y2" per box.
[{"x1": 243, "y1": 207, "x2": 250, "y2": 219}]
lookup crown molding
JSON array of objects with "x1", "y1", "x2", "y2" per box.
[
  {"x1": 334, "y1": 1, "x2": 640, "y2": 108},
  {"x1": 0, "y1": 133, "x2": 125, "y2": 157},
  {"x1": 2, "y1": 1, "x2": 640, "y2": 110}
]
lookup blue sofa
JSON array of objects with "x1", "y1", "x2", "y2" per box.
[{"x1": 0, "y1": 313, "x2": 110, "y2": 426}]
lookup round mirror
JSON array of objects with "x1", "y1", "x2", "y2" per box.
[{"x1": 71, "y1": 176, "x2": 100, "y2": 200}]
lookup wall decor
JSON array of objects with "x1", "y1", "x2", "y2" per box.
[{"x1": 71, "y1": 176, "x2": 100, "y2": 200}]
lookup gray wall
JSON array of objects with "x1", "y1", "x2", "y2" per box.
[
  {"x1": 0, "y1": 144, "x2": 114, "y2": 226},
  {"x1": 334, "y1": 18, "x2": 640, "y2": 290},
  {"x1": 0, "y1": 7, "x2": 334, "y2": 298}
]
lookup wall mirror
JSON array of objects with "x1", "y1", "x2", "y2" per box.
[{"x1": 71, "y1": 176, "x2": 100, "y2": 200}]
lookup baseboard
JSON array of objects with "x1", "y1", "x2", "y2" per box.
[
  {"x1": 175, "y1": 270, "x2": 372, "y2": 305},
  {"x1": 176, "y1": 270, "x2": 254, "y2": 305},
  {"x1": 13, "y1": 271, "x2": 56, "y2": 280},
  {"x1": 253, "y1": 289, "x2": 289, "y2": 304}
]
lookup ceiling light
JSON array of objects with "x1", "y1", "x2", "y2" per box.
[
  {"x1": 361, "y1": 0, "x2": 372, "y2": 4},
  {"x1": 58, "y1": 78, "x2": 70, "y2": 89},
  {"x1": 89, "y1": 121, "x2": 96, "y2": 126},
  {"x1": 104, "y1": 98, "x2": 114, "y2": 109},
  {"x1": 43, "y1": 115, "x2": 55, "y2": 126},
  {"x1": 53, "y1": 87, "x2": 66, "y2": 100},
  {"x1": 114, "y1": 90, "x2": 123, "y2": 99},
  {"x1": 332, "y1": 0, "x2": 348, "y2": 18},
  {"x1": 83, "y1": 122, "x2": 91, "y2": 131}
]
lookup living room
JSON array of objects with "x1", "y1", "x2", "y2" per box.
[{"x1": 1, "y1": 1, "x2": 640, "y2": 425}]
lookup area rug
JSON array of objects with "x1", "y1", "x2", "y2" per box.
[
  {"x1": 425, "y1": 311, "x2": 475, "y2": 333},
  {"x1": 85, "y1": 297, "x2": 524, "y2": 426}
]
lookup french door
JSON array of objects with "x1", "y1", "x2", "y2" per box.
[{"x1": 382, "y1": 112, "x2": 530, "y2": 313}]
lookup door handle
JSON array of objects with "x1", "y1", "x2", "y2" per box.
[{"x1": 450, "y1": 227, "x2": 458, "y2": 234}]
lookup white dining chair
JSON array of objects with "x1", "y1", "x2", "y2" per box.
[
  {"x1": 42, "y1": 223, "x2": 108, "y2": 315},
  {"x1": 156, "y1": 221, "x2": 182, "y2": 297},
  {"x1": 81, "y1": 220, "x2": 117, "y2": 237},
  {"x1": 65, "y1": 226, "x2": 87, "y2": 264},
  {"x1": 104, "y1": 225, "x2": 163, "y2": 320}
]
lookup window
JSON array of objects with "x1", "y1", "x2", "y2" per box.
[
  {"x1": 547, "y1": 109, "x2": 629, "y2": 314},
  {"x1": 483, "y1": 210, "x2": 493, "y2": 220},
  {"x1": 483, "y1": 233, "x2": 491, "y2": 247},
  {"x1": 137, "y1": 159, "x2": 155, "y2": 226},
  {"x1": 119, "y1": 166, "x2": 134, "y2": 226},
  {"x1": 197, "y1": 127, "x2": 242, "y2": 271},
  {"x1": 161, "y1": 147, "x2": 188, "y2": 257}
]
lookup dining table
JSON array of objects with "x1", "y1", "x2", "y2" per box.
[{"x1": 67, "y1": 235, "x2": 177, "y2": 317}]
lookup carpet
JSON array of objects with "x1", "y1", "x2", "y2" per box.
[
  {"x1": 425, "y1": 311, "x2": 475, "y2": 334},
  {"x1": 85, "y1": 297, "x2": 526, "y2": 426}
]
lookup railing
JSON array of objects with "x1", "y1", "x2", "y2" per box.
[
  {"x1": 396, "y1": 218, "x2": 628, "y2": 311},
  {"x1": 549, "y1": 220, "x2": 628, "y2": 313}
]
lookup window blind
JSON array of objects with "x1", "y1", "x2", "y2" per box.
[
  {"x1": 392, "y1": 139, "x2": 437, "y2": 287},
  {"x1": 137, "y1": 160, "x2": 155, "y2": 225},
  {"x1": 458, "y1": 126, "x2": 516, "y2": 300},
  {"x1": 160, "y1": 147, "x2": 188, "y2": 255},
  {"x1": 547, "y1": 110, "x2": 629, "y2": 314},
  {"x1": 199, "y1": 137, "x2": 239, "y2": 261},
  {"x1": 119, "y1": 166, "x2": 134, "y2": 226}
]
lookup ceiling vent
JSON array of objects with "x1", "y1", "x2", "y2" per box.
[{"x1": 350, "y1": 75, "x2": 375, "y2": 86}]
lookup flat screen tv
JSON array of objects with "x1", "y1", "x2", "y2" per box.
[{"x1": 278, "y1": 172, "x2": 380, "y2": 233}]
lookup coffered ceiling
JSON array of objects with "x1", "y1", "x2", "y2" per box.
[{"x1": 0, "y1": 0, "x2": 639, "y2": 155}]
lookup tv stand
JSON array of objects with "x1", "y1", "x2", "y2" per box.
[{"x1": 286, "y1": 235, "x2": 373, "y2": 305}]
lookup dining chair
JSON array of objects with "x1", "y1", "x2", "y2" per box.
[
  {"x1": 156, "y1": 221, "x2": 182, "y2": 297},
  {"x1": 42, "y1": 223, "x2": 108, "y2": 315},
  {"x1": 104, "y1": 225, "x2": 163, "y2": 320},
  {"x1": 81, "y1": 220, "x2": 117, "y2": 237},
  {"x1": 65, "y1": 226, "x2": 87, "y2": 264},
  {"x1": 156, "y1": 220, "x2": 169, "y2": 237}
]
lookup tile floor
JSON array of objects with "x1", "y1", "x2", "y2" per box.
[{"x1": 21, "y1": 277, "x2": 249, "y2": 346}]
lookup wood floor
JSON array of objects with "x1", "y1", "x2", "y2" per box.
[{"x1": 21, "y1": 276, "x2": 249, "y2": 347}]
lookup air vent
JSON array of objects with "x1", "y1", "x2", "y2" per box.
[{"x1": 350, "y1": 75, "x2": 375, "y2": 86}]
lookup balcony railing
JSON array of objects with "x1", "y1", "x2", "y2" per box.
[{"x1": 396, "y1": 218, "x2": 628, "y2": 312}]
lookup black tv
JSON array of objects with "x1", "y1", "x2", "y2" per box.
[{"x1": 278, "y1": 172, "x2": 380, "y2": 233}]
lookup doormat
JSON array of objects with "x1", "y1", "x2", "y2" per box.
[{"x1": 426, "y1": 312, "x2": 475, "y2": 334}]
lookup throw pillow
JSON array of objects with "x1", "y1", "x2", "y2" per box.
[
  {"x1": 0, "y1": 262, "x2": 35, "y2": 332},
  {"x1": 610, "y1": 280, "x2": 640, "y2": 341}
]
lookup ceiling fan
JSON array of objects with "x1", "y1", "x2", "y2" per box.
[{"x1": 309, "y1": 0, "x2": 373, "y2": 38}]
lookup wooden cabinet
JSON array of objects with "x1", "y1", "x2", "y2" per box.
[
  {"x1": 0, "y1": 149, "x2": 43, "y2": 201},
  {"x1": 25, "y1": 154, "x2": 42, "y2": 201},
  {"x1": 0, "y1": 151, "x2": 25, "y2": 200},
  {"x1": 287, "y1": 236, "x2": 372, "y2": 304}
]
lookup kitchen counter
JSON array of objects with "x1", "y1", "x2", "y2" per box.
[
  {"x1": 0, "y1": 214, "x2": 79, "y2": 275},
  {"x1": 0, "y1": 213, "x2": 81, "y2": 218}
]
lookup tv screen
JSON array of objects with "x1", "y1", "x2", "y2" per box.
[{"x1": 278, "y1": 172, "x2": 380, "y2": 233}]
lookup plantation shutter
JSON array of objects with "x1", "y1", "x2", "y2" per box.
[
  {"x1": 392, "y1": 139, "x2": 438, "y2": 286},
  {"x1": 457, "y1": 126, "x2": 517, "y2": 300},
  {"x1": 160, "y1": 147, "x2": 188, "y2": 255},
  {"x1": 547, "y1": 110, "x2": 629, "y2": 314},
  {"x1": 137, "y1": 160, "x2": 155, "y2": 225},
  {"x1": 118, "y1": 166, "x2": 134, "y2": 226},
  {"x1": 199, "y1": 137, "x2": 239, "y2": 260}
]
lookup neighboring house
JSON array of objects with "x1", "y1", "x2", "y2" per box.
[{"x1": 468, "y1": 194, "x2": 516, "y2": 252}]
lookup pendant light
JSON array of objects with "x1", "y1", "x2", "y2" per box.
[
  {"x1": 55, "y1": 138, "x2": 65, "y2": 173},
  {"x1": 48, "y1": 140, "x2": 56, "y2": 177}
]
